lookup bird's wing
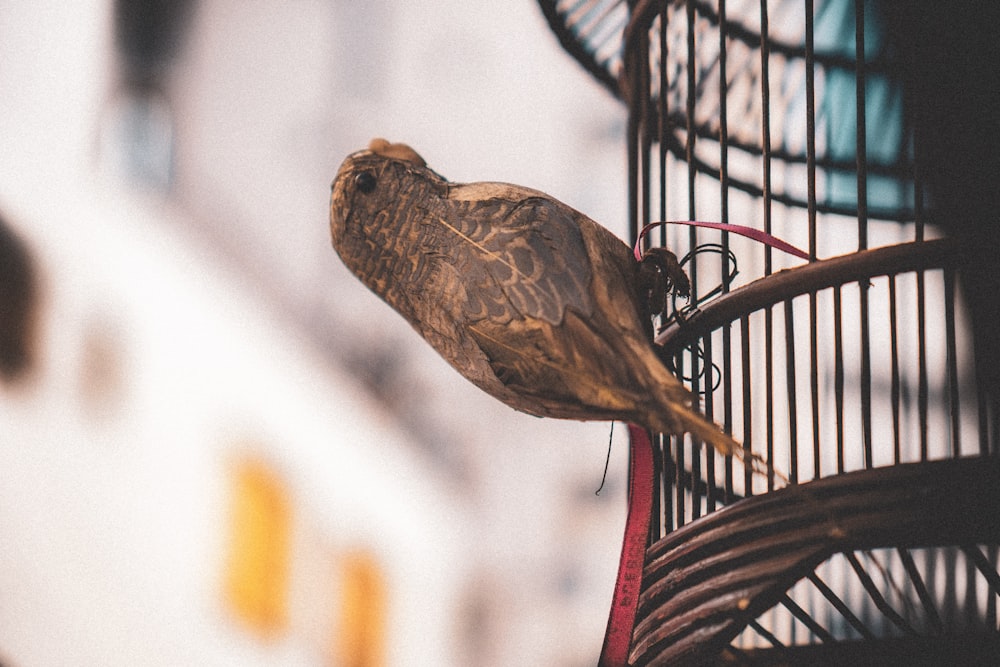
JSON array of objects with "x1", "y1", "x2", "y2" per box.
[
  {"x1": 432, "y1": 191, "x2": 647, "y2": 414},
  {"x1": 438, "y1": 193, "x2": 596, "y2": 326}
]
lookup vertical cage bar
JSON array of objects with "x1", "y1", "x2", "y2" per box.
[
  {"x1": 674, "y1": 329, "x2": 688, "y2": 524},
  {"x1": 975, "y1": 315, "x2": 992, "y2": 457},
  {"x1": 759, "y1": 0, "x2": 773, "y2": 276},
  {"x1": 691, "y1": 356, "x2": 703, "y2": 520},
  {"x1": 684, "y1": 0, "x2": 702, "y2": 516},
  {"x1": 639, "y1": 30, "x2": 653, "y2": 238},
  {"x1": 741, "y1": 313, "x2": 754, "y2": 493},
  {"x1": 804, "y1": 0, "x2": 817, "y2": 260},
  {"x1": 805, "y1": 0, "x2": 821, "y2": 482},
  {"x1": 859, "y1": 286, "x2": 873, "y2": 468},
  {"x1": 650, "y1": 431, "x2": 663, "y2": 541},
  {"x1": 889, "y1": 274, "x2": 902, "y2": 463},
  {"x1": 661, "y1": 432, "x2": 674, "y2": 534},
  {"x1": 658, "y1": 5, "x2": 669, "y2": 233},
  {"x1": 854, "y1": 0, "x2": 869, "y2": 251},
  {"x1": 759, "y1": 0, "x2": 776, "y2": 490},
  {"x1": 649, "y1": 6, "x2": 669, "y2": 543},
  {"x1": 685, "y1": 0, "x2": 698, "y2": 287},
  {"x1": 723, "y1": 331, "x2": 735, "y2": 501},
  {"x1": 784, "y1": 298, "x2": 799, "y2": 484},
  {"x1": 674, "y1": 432, "x2": 686, "y2": 527},
  {"x1": 854, "y1": 0, "x2": 873, "y2": 469},
  {"x1": 944, "y1": 268, "x2": 961, "y2": 456},
  {"x1": 704, "y1": 334, "x2": 718, "y2": 511},
  {"x1": 963, "y1": 550, "x2": 979, "y2": 627},
  {"x1": 834, "y1": 286, "x2": 845, "y2": 474},
  {"x1": 808, "y1": 294, "x2": 821, "y2": 478},
  {"x1": 976, "y1": 333, "x2": 992, "y2": 457},
  {"x1": 809, "y1": 293, "x2": 820, "y2": 478},
  {"x1": 765, "y1": 308, "x2": 775, "y2": 489},
  {"x1": 717, "y1": 0, "x2": 736, "y2": 502},
  {"x1": 917, "y1": 270, "x2": 929, "y2": 460},
  {"x1": 907, "y1": 19, "x2": 930, "y2": 462},
  {"x1": 626, "y1": 76, "x2": 640, "y2": 247}
]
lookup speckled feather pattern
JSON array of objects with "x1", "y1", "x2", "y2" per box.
[{"x1": 329, "y1": 140, "x2": 738, "y2": 456}]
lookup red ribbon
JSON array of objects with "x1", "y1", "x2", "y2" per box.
[
  {"x1": 598, "y1": 424, "x2": 654, "y2": 667},
  {"x1": 598, "y1": 221, "x2": 801, "y2": 663},
  {"x1": 633, "y1": 220, "x2": 810, "y2": 262}
]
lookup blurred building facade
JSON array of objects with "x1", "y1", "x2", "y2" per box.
[{"x1": 0, "y1": 1, "x2": 636, "y2": 666}]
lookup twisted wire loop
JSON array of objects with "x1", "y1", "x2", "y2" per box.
[
  {"x1": 657, "y1": 242, "x2": 737, "y2": 395},
  {"x1": 664, "y1": 242, "x2": 739, "y2": 326}
]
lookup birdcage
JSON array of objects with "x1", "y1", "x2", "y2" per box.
[{"x1": 540, "y1": 1, "x2": 1000, "y2": 664}]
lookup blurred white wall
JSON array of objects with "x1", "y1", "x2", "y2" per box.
[
  {"x1": 0, "y1": 186, "x2": 467, "y2": 666},
  {"x1": 0, "y1": 1, "x2": 638, "y2": 666}
]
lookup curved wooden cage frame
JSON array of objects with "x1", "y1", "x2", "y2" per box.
[{"x1": 540, "y1": 1, "x2": 1000, "y2": 664}]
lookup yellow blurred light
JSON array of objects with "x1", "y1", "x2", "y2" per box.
[
  {"x1": 336, "y1": 550, "x2": 386, "y2": 667},
  {"x1": 223, "y1": 457, "x2": 291, "y2": 639}
]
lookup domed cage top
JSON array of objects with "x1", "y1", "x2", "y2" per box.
[{"x1": 540, "y1": 1, "x2": 1000, "y2": 664}]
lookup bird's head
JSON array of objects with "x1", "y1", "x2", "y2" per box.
[{"x1": 329, "y1": 139, "x2": 447, "y2": 262}]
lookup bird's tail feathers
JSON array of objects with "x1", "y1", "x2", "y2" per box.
[{"x1": 648, "y1": 401, "x2": 784, "y2": 483}]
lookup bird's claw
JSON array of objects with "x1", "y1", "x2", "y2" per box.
[{"x1": 637, "y1": 247, "x2": 690, "y2": 327}]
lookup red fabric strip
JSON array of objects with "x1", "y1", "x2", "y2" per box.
[
  {"x1": 633, "y1": 220, "x2": 810, "y2": 261},
  {"x1": 598, "y1": 424, "x2": 654, "y2": 667},
  {"x1": 601, "y1": 220, "x2": 795, "y2": 663}
]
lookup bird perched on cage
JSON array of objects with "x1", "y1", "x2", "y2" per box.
[{"x1": 329, "y1": 138, "x2": 740, "y2": 458}]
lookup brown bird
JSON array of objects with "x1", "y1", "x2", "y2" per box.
[{"x1": 329, "y1": 138, "x2": 740, "y2": 459}]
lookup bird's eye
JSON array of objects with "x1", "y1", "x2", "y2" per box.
[{"x1": 355, "y1": 171, "x2": 377, "y2": 194}]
